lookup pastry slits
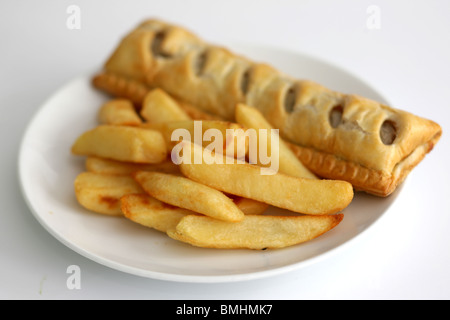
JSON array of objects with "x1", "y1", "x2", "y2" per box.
[{"x1": 92, "y1": 19, "x2": 442, "y2": 196}]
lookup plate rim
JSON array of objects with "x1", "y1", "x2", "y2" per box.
[{"x1": 17, "y1": 44, "x2": 401, "y2": 283}]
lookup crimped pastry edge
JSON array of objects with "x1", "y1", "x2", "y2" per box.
[
  {"x1": 287, "y1": 129, "x2": 441, "y2": 197},
  {"x1": 92, "y1": 71, "x2": 221, "y2": 120}
]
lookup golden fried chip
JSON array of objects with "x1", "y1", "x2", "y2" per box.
[
  {"x1": 167, "y1": 214, "x2": 344, "y2": 249},
  {"x1": 85, "y1": 156, "x2": 179, "y2": 175},
  {"x1": 177, "y1": 142, "x2": 353, "y2": 215},
  {"x1": 121, "y1": 193, "x2": 192, "y2": 232},
  {"x1": 235, "y1": 103, "x2": 317, "y2": 179},
  {"x1": 98, "y1": 99, "x2": 142, "y2": 126},
  {"x1": 133, "y1": 171, "x2": 245, "y2": 222},
  {"x1": 71, "y1": 125, "x2": 167, "y2": 163},
  {"x1": 140, "y1": 88, "x2": 191, "y2": 123},
  {"x1": 74, "y1": 172, "x2": 144, "y2": 215}
]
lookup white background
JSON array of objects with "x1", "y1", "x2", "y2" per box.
[{"x1": 1, "y1": 0, "x2": 449, "y2": 299}]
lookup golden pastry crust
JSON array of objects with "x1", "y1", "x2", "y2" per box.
[
  {"x1": 92, "y1": 71, "x2": 221, "y2": 120},
  {"x1": 92, "y1": 19, "x2": 442, "y2": 197}
]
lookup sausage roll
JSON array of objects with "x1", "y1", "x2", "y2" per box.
[{"x1": 92, "y1": 19, "x2": 442, "y2": 197}]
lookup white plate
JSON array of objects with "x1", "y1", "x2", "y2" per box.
[{"x1": 18, "y1": 44, "x2": 402, "y2": 283}]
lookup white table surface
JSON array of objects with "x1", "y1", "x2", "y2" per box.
[{"x1": 1, "y1": 0, "x2": 449, "y2": 300}]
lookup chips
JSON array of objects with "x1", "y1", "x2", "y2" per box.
[
  {"x1": 98, "y1": 99, "x2": 142, "y2": 126},
  {"x1": 74, "y1": 172, "x2": 144, "y2": 216},
  {"x1": 229, "y1": 196, "x2": 269, "y2": 215},
  {"x1": 70, "y1": 90, "x2": 351, "y2": 250},
  {"x1": 142, "y1": 120, "x2": 249, "y2": 160},
  {"x1": 235, "y1": 103, "x2": 317, "y2": 180},
  {"x1": 85, "y1": 156, "x2": 179, "y2": 175},
  {"x1": 121, "y1": 193, "x2": 192, "y2": 232},
  {"x1": 177, "y1": 142, "x2": 353, "y2": 215},
  {"x1": 71, "y1": 125, "x2": 167, "y2": 164},
  {"x1": 140, "y1": 88, "x2": 191, "y2": 123},
  {"x1": 133, "y1": 171, "x2": 245, "y2": 222},
  {"x1": 121, "y1": 193, "x2": 268, "y2": 235},
  {"x1": 167, "y1": 214, "x2": 344, "y2": 249}
]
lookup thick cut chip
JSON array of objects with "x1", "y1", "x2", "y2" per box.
[
  {"x1": 121, "y1": 194, "x2": 193, "y2": 232},
  {"x1": 121, "y1": 194, "x2": 266, "y2": 235},
  {"x1": 167, "y1": 214, "x2": 344, "y2": 249},
  {"x1": 140, "y1": 88, "x2": 191, "y2": 123},
  {"x1": 74, "y1": 172, "x2": 144, "y2": 215},
  {"x1": 177, "y1": 142, "x2": 353, "y2": 215},
  {"x1": 85, "y1": 156, "x2": 179, "y2": 175},
  {"x1": 235, "y1": 103, "x2": 317, "y2": 179},
  {"x1": 228, "y1": 196, "x2": 269, "y2": 215},
  {"x1": 133, "y1": 171, "x2": 245, "y2": 222},
  {"x1": 98, "y1": 99, "x2": 142, "y2": 126},
  {"x1": 71, "y1": 125, "x2": 167, "y2": 163},
  {"x1": 142, "y1": 120, "x2": 249, "y2": 161}
]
